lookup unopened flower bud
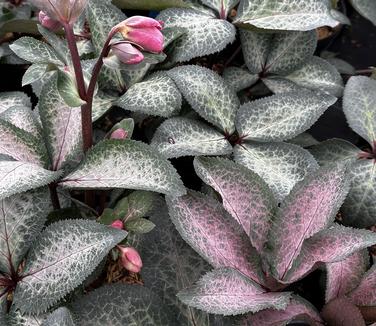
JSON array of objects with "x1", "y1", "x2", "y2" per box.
[
  {"x1": 110, "y1": 219, "x2": 124, "y2": 229},
  {"x1": 111, "y1": 42, "x2": 144, "y2": 65},
  {"x1": 110, "y1": 128, "x2": 128, "y2": 140},
  {"x1": 118, "y1": 246, "x2": 143, "y2": 273},
  {"x1": 31, "y1": 0, "x2": 88, "y2": 24},
  {"x1": 38, "y1": 11, "x2": 62, "y2": 31},
  {"x1": 113, "y1": 16, "x2": 164, "y2": 53}
]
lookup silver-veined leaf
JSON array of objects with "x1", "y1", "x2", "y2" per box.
[
  {"x1": 349, "y1": 0, "x2": 376, "y2": 25},
  {"x1": 0, "y1": 92, "x2": 31, "y2": 114}
]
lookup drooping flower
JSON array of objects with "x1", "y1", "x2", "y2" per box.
[
  {"x1": 113, "y1": 16, "x2": 164, "y2": 53},
  {"x1": 110, "y1": 219, "x2": 124, "y2": 229},
  {"x1": 117, "y1": 246, "x2": 143, "y2": 273},
  {"x1": 111, "y1": 42, "x2": 144, "y2": 65},
  {"x1": 110, "y1": 128, "x2": 128, "y2": 140},
  {"x1": 31, "y1": 0, "x2": 88, "y2": 25},
  {"x1": 38, "y1": 11, "x2": 62, "y2": 31}
]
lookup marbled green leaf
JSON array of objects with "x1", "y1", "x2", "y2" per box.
[
  {"x1": 0, "y1": 92, "x2": 31, "y2": 114},
  {"x1": 223, "y1": 67, "x2": 258, "y2": 92}
]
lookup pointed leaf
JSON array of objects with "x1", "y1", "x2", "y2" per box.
[
  {"x1": 234, "y1": 0, "x2": 339, "y2": 31},
  {"x1": 285, "y1": 56, "x2": 344, "y2": 97},
  {"x1": 117, "y1": 72, "x2": 182, "y2": 118},
  {"x1": 240, "y1": 29, "x2": 272, "y2": 74},
  {"x1": 0, "y1": 161, "x2": 60, "y2": 200},
  {"x1": 325, "y1": 250, "x2": 369, "y2": 303},
  {"x1": 234, "y1": 142, "x2": 318, "y2": 201},
  {"x1": 167, "y1": 65, "x2": 239, "y2": 133},
  {"x1": 343, "y1": 76, "x2": 376, "y2": 145},
  {"x1": 37, "y1": 25, "x2": 69, "y2": 65},
  {"x1": 151, "y1": 117, "x2": 232, "y2": 158},
  {"x1": 135, "y1": 199, "x2": 214, "y2": 325},
  {"x1": 236, "y1": 90, "x2": 337, "y2": 142},
  {"x1": 92, "y1": 91, "x2": 116, "y2": 122},
  {"x1": 342, "y1": 160, "x2": 376, "y2": 228},
  {"x1": 57, "y1": 69, "x2": 86, "y2": 107},
  {"x1": 193, "y1": 157, "x2": 275, "y2": 253},
  {"x1": 166, "y1": 190, "x2": 264, "y2": 284},
  {"x1": 61, "y1": 140, "x2": 186, "y2": 196},
  {"x1": 223, "y1": 67, "x2": 258, "y2": 92},
  {"x1": 42, "y1": 307, "x2": 75, "y2": 326},
  {"x1": 350, "y1": 264, "x2": 376, "y2": 306},
  {"x1": 13, "y1": 220, "x2": 127, "y2": 314},
  {"x1": 288, "y1": 133, "x2": 319, "y2": 148},
  {"x1": 22, "y1": 63, "x2": 48, "y2": 86},
  {"x1": 71, "y1": 284, "x2": 177, "y2": 325},
  {"x1": 0, "y1": 188, "x2": 51, "y2": 274},
  {"x1": 39, "y1": 74, "x2": 82, "y2": 171},
  {"x1": 242, "y1": 295, "x2": 323, "y2": 326},
  {"x1": 201, "y1": 0, "x2": 239, "y2": 17},
  {"x1": 309, "y1": 138, "x2": 360, "y2": 166},
  {"x1": 0, "y1": 106, "x2": 42, "y2": 137},
  {"x1": 268, "y1": 164, "x2": 349, "y2": 281},
  {"x1": 10, "y1": 37, "x2": 62, "y2": 65},
  {"x1": 262, "y1": 76, "x2": 303, "y2": 94},
  {"x1": 0, "y1": 92, "x2": 31, "y2": 114},
  {"x1": 265, "y1": 31, "x2": 317, "y2": 75},
  {"x1": 349, "y1": 0, "x2": 376, "y2": 26},
  {"x1": 0, "y1": 119, "x2": 47, "y2": 165},
  {"x1": 157, "y1": 9, "x2": 236, "y2": 62},
  {"x1": 7, "y1": 308, "x2": 47, "y2": 326},
  {"x1": 285, "y1": 225, "x2": 376, "y2": 283},
  {"x1": 178, "y1": 267, "x2": 291, "y2": 316}
]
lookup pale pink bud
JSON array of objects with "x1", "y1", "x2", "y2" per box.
[
  {"x1": 38, "y1": 11, "x2": 62, "y2": 31},
  {"x1": 114, "y1": 16, "x2": 164, "y2": 53},
  {"x1": 118, "y1": 246, "x2": 143, "y2": 273},
  {"x1": 111, "y1": 42, "x2": 144, "y2": 65},
  {"x1": 110, "y1": 128, "x2": 128, "y2": 140},
  {"x1": 110, "y1": 219, "x2": 124, "y2": 229},
  {"x1": 31, "y1": 0, "x2": 88, "y2": 24}
]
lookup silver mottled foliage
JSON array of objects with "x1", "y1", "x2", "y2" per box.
[
  {"x1": 0, "y1": 119, "x2": 47, "y2": 166},
  {"x1": 262, "y1": 76, "x2": 303, "y2": 94},
  {"x1": 178, "y1": 267, "x2": 291, "y2": 315},
  {"x1": 234, "y1": 142, "x2": 319, "y2": 201},
  {"x1": 42, "y1": 307, "x2": 75, "y2": 326},
  {"x1": 10, "y1": 37, "x2": 62, "y2": 65},
  {"x1": 201, "y1": 0, "x2": 239, "y2": 17},
  {"x1": 71, "y1": 284, "x2": 177, "y2": 325},
  {"x1": 265, "y1": 31, "x2": 317, "y2": 75},
  {"x1": 287, "y1": 133, "x2": 318, "y2": 148},
  {"x1": 37, "y1": 25, "x2": 69, "y2": 65},
  {"x1": 7, "y1": 308, "x2": 47, "y2": 326},
  {"x1": 0, "y1": 188, "x2": 50, "y2": 274},
  {"x1": 39, "y1": 75, "x2": 82, "y2": 171},
  {"x1": 117, "y1": 72, "x2": 182, "y2": 118},
  {"x1": 0, "y1": 106, "x2": 42, "y2": 137},
  {"x1": 22, "y1": 63, "x2": 48, "y2": 87},
  {"x1": 350, "y1": 0, "x2": 376, "y2": 25},
  {"x1": 0, "y1": 161, "x2": 60, "y2": 200},
  {"x1": 193, "y1": 157, "x2": 275, "y2": 253},
  {"x1": 136, "y1": 199, "x2": 213, "y2": 325},
  {"x1": 86, "y1": 0, "x2": 126, "y2": 91},
  {"x1": 92, "y1": 92, "x2": 116, "y2": 122},
  {"x1": 13, "y1": 220, "x2": 127, "y2": 314},
  {"x1": 236, "y1": 90, "x2": 336, "y2": 142},
  {"x1": 167, "y1": 65, "x2": 239, "y2": 133},
  {"x1": 343, "y1": 76, "x2": 376, "y2": 145},
  {"x1": 61, "y1": 140, "x2": 186, "y2": 196},
  {"x1": 234, "y1": 0, "x2": 339, "y2": 31},
  {"x1": 349, "y1": 264, "x2": 376, "y2": 306},
  {"x1": 0, "y1": 92, "x2": 31, "y2": 114},
  {"x1": 157, "y1": 8, "x2": 236, "y2": 62},
  {"x1": 223, "y1": 67, "x2": 258, "y2": 92},
  {"x1": 285, "y1": 56, "x2": 344, "y2": 97},
  {"x1": 151, "y1": 117, "x2": 232, "y2": 158}
]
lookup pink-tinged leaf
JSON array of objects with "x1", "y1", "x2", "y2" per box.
[
  {"x1": 267, "y1": 164, "x2": 349, "y2": 281},
  {"x1": 325, "y1": 250, "x2": 369, "y2": 303},
  {"x1": 177, "y1": 267, "x2": 291, "y2": 316},
  {"x1": 39, "y1": 74, "x2": 83, "y2": 171},
  {"x1": 241, "y1": 295, "x2": 323, "y2": 326},
  {"x1": 193, "y1": 157, "x2": 276, "y2": 253},
  {"x1": 0, "y1": 119, "x2": 47, "y2": 166},
  {"x1": 321, "y1": 297, "x2": 365, "y2": 326},
  {"x1": 284, "y1": 225, "x2": 376, "y2": 283},
  {"x1": 349, "y1": 264, "x2": 376, "y2": 306},
  {"x1": 166, "y1": 191, "x2": 264, "y2": 285}
]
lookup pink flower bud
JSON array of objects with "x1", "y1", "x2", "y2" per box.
[
  {"x1": 118, "y1": 246, "x2": 143, "y2": 273},
  {"x1": 110, "y1": 219, "x2": 124, "y2": 229},
  {"x1": 110, "y1": 128, "x2": 128, "y2": 140},
  {"x1": 114, "y1": 16, "x2": 164, "y2": 53},
  {"x1": 111, "y1": 42, "x2": 144, "y2": 65},
  {"x1": 31, "y1": 0, "x2": 88, "y2": 24},
  {"x1": 38, "y1": 11, "x2": 62, "y2": 31}
]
